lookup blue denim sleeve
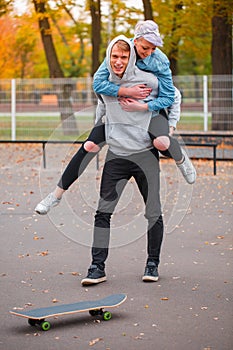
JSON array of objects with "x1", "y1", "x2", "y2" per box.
[
  {"x1": 136, "y1": 49, "x2": 175, "y2": 112},
  {"x1": 92, "y1": 59, "x2": 119, "y2": 97}
]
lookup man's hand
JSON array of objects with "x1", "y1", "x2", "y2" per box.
[
  {"x1": 118, "y1": 85, "x2": 152, "y2": 99},
  {"x1": 119, "y1": 97, "x2": 148, "y2": 112}
]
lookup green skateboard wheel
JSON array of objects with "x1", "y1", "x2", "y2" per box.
[
  {"x1": 41, "y1": 321, "x2": 51, "y2": 331},
  {"x1": 103, "y1": 311, "x2": 112, "y2": 321}
]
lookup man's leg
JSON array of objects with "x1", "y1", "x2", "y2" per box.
[
  {"x1": 133, "y1": 149, "x2": 163, "y2": 281},
  {"x1": 81, "y1": 154, "x2": 130, "y2": 285}
]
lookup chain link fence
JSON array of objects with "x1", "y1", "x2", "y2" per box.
[{"x1": 0, "y1": 75, "x2": 232, "y2": 140}]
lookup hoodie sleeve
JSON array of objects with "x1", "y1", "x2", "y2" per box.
[
  {"x1": 95, "y1": 94, "x2": 106, "y2": 123},
  {"x1": 167, "y1": 87, "x2": 181, "y2": 129},
  {"x1": 93, "y1": 59, "x2": 120, "y2": 97},
  {"x1": 136, "y1": 49, "x2": 175, "y2": 112}
]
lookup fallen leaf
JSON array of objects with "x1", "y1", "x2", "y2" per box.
[
  {"x1": 38, "y1": 250, "x2": 48, "y2": 256},
  {"x1": 25, "y1": 303, "x2": 33, "y2": 307},
  {"x1": 71, "y1": 272, "x2": 80, "y2": 276},
  {"x1": 89, "y1": 338, "x2": 103, "y2": 346},
  {"x1": 52, "y1": 298, "x2": 59, "y2": 303}
]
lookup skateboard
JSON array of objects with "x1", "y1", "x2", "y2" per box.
[{"x1": 10, "y1": 293, "x2": 127, "y2": 331}]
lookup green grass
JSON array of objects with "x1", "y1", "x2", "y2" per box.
[
  {"x1": 0, "y1": 114, "x2": 94, "y2": 141},
  {"x1": 0, "y1": 114, "x2": 212, "y2": 140}
]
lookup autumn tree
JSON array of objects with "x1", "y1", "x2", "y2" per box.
[
  {"x1": 142, "y1": 0, "x2": 153, "y2": 20},
  {"x1": 88, "y1": 0, "x2": 101, "y2": 76},
  {"x1": 211, "y1": 0, "x2": 232, "y2": 130},
  {"x1": 0, "y1": 0, "x2": 13, "y2": 16},
  {"x1": 33, "y1": 0, "x2": 77, "y2": 135}
]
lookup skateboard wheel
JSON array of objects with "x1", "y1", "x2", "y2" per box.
[
  {"x1": 103, "y1": 311, "x2": 112, "y2": 321},
  {"x1": 41, "y1": 321, "x2": 51, "y2": 331},
  {"x1": 28, "y1": 319, "x2": 36, "y2": 326}
]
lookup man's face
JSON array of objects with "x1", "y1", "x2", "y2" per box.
[
  {"x1": 110, "y1": 44, "x2": 130, "y2": 77},
  {"x1": 134, "y1": 37, "x2": 156, "y2": 59}
]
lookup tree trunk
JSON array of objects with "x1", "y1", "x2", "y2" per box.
[
  {"x1": 211, "y1": 0, "x2": 232, "y2": 130},
  {"x1": 142, "y1": 0, "x2": 153, "y2": 20},
  {"x1": 168, "y1": 1, "x2": 183, "y2": 76},
  {"x1": 33, "y1": 0, "x2": 77, "y2": 135},
  {"x1": 89, "y1": 0, "x2": 101, "y2": 76}
]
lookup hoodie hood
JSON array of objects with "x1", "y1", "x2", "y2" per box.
[{"x1": 106, "y1": 35, "x2": 136, "y2": 83}]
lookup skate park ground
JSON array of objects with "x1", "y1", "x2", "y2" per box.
[{"x1": 0, "y1": 143, "x2": 232, "y2": 350}]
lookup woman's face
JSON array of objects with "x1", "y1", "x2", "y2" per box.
[{"x1": 134, "y1": 37, "x2": 156, "y2": 59}]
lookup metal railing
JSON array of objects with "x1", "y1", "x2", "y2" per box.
[{"x1": 0, "y1": 75, "x2": 232, "y2": 140}]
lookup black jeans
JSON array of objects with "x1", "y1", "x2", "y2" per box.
[{"x1": 91, "y1": 149, "x2": 164, "y2": 269}]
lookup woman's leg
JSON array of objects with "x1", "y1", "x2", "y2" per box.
[
  {"x1": 148, "y1": 111, "x2": 183, "y2": 162},
  {"x1": 57, "y1": 120, "x2": 106, "y2": 191},
  {"x1": 148, "y1": 111, "x2": 196, "y2": 184},
  {"x1": 35, "y1": 121, "x2": 106, "y2": 214}
]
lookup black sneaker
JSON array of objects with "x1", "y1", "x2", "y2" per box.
[
  {"x1": 81, "y1": 264, "x2": 106, "y2": 286},
  {"x1": 142, "y1": 261, "x2": 159, "y2": 282}
]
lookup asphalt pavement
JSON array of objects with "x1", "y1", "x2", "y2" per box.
[{"x1": 0, "y1": 144, "x2": 232, "y2": 350}]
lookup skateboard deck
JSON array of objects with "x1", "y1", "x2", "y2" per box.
[{"x1": 10, "y1": 293, "x2": 127, "y2": 331}]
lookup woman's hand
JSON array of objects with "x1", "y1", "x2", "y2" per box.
[{"x1": 118, "y1": 84, "x2": 152, "y2": 99}]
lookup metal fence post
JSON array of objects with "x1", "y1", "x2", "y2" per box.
[
  {"x1": 11, "y1": 79, "x2": 16, "y2": 140},
  {"x1": 203, "y1": 75, "x2": 208, "y2": 132}
]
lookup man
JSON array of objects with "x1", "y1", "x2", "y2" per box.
[{"x1": 81, "y1": 35, "x2": 164, "y2": 285}]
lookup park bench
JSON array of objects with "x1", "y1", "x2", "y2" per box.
[
  {"x1": 181, "y1": 142, "x2": 218, "y2": 175},
  {"x1": 0, "y1": 139, "x2": 218, "y2": 175}
]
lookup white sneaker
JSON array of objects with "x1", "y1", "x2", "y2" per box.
[
  {"x1": 35, "y1": 193, "x2": 61, "y2": 215},
  {"x1": 177, "y1": 149, "x2": 197, "y2": 184}
]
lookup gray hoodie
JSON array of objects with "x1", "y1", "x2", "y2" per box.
[{"x1": 96, "y1": 35, "x2": 159, "y2": 156}]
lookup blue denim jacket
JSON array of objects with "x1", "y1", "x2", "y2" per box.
[{"x1": 93, "y1": 47, "x2": 175, "y2": 112}]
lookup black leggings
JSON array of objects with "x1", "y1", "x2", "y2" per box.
[
  {"x1": 57, "y1": 110, "x2": 182, "y2": 190},
  {"x1": 57, "y1": 120, "x2": 105, "y2": 190},
  {"x1": 148, "y1": 109, "x2": 182, "y2": 161}
]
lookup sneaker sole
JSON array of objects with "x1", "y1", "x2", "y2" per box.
[
  {"x1": 35, "y1": 209, "x2": 48, "y2": 215},
  {"x1": 81, "y1": 276, "x2": 107, "y2": 286},
  {"x1": 34, "y1": 201, "x2": 60, "y2": 215},
  {"x1": 142, "y1": 275, "x2": 159, "y2": 282}
]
